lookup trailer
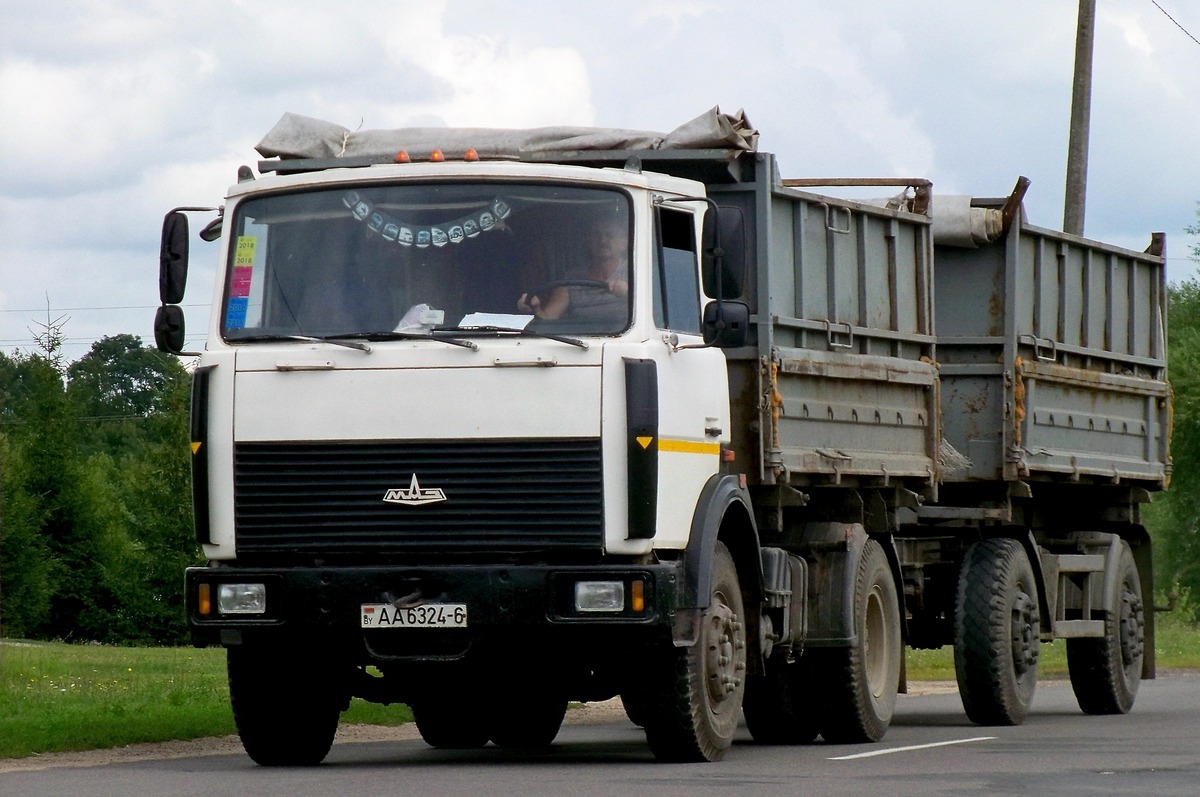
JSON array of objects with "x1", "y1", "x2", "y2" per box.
[{"x1": 156, "y1": 109, "x2": 1168, "y2": 765}]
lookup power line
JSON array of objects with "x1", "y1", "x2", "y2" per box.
[{"x1": 1152, "y1": 1, "x2": 1200, "y2": 48}]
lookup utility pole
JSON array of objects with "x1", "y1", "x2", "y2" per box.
[{"x1": 1064, "y1": 0, "x2": 1096, "y2": 236}]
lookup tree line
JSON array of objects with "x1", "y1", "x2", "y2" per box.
[
  {"x1": 3, "y1": 273, "x2": 1200, "y2": 644},
  {"x1": 1, "y1": 333, "x2": 196, "y2": 643}
]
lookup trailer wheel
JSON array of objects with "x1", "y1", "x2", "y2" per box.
[
  {"x1": 489, "y1": 695, "x2": 568, "y2": 748},
  {"x1": 954, "y1": 538, "x2": 1040, "y2": 725},
  {"x1": 817, "y1": 539, "x2": 902, "y2": 743},
  {"x1": 643, "y1": 541, "x2": 747, "y2": 762},
  {"x1": 227, "y1": 646, "x2": 344, "y2": 766},
  {"x1": 742, "y1": 651, "x2": 820, "y2": 745},
  {"x1": 412, "y1": 694, "x2": 491, "y2": 749},
  {"x1": 1067, "y1": 541, "x2": 1144, "y2": 715}
]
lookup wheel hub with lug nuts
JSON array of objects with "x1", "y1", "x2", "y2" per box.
[
  {"x1": 706, "y1": 602, "x2": 745, "y2": 702},
  {"x1": 1010, "y1": 591, "x2": 1039, "y2": 675}
]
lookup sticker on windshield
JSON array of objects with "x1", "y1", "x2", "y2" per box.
[
  {"x1": 230, "y1": 266, "x2": 253, "y2": 298},
  {"x1": 226, "y1": 296, "x2": 249, "y2": 329},
  {"x1": 234, "y1": 236, "x2": 257, "y2": 267}
]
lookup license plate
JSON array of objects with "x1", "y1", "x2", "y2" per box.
[{"x1": 360, "y1": 603, "x2": 467, "y2": 629}]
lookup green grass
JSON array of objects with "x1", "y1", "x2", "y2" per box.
[
  {"x1": 0, "y1": 642, "x2": 411, "y2": 760},
  {"x1": 3, "y1": 609, "x2": 1198, "y2": 760},
  {"x1": 906, "y1": 606, "x2": 1200, "y2": 681}
]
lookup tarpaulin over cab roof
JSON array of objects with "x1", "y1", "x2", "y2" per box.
[{"x1": 256, "y1": 106, "x2": 758, "y2": 161}]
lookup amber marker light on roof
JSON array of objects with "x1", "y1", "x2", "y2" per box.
[
  {"x1": 430, "y1": 149, "x2": 446, "y2": 162},
  {"x1": 464, "y1": 148, "x2": 480, "y2": 161},
  {"x1": 394, "y1": 150, "x2": 411, "y2": 163}
]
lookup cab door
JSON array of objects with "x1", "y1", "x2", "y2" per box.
[{"x1": 643, "y1": 204, "x2": 730, "y2": 550}]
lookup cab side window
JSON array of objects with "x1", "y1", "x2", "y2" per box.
[{"x1": 653, "y1": 208, "x2": 701, "y2": 334}]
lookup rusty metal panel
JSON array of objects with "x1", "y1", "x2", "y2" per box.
[
  {"x1": 712, "y1": 156, "x2": 938, "y2": 490},
  {"x1": 935, "y1": 209, "x2": 1169, "y2": 487}
]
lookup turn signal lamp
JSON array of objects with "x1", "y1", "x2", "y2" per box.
[
  {"x1": 631, "y1": 579, "x2": 645, "y2": 613},
  {"x1": 197, "y1": 583, "x2": 212, "y2": 616}
]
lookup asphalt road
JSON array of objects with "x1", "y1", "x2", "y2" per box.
[{"x1": 4, "y1": 674, "x2": 1199, "y2": 797}]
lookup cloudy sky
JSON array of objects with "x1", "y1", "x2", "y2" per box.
[{"x1": 2, "y1": 0, "x2": 1198, "y2": 361}]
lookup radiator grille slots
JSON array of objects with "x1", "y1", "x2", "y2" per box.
[{"x1": 233, "y1": 439, "x2": 604, "y2": 555}]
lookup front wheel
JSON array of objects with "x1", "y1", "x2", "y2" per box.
[
  {"x1": 954, "y1": 537, "x2": 1041, "y2": 725},
  {"x1": 227, "y1": 646, "x2": 345, "y2": 766},
  {"x1": 1067, "y1": 540, "x2": 1144, "y2": 714},
  {"x1": 643, "y1": 541, "x2": 747, "y2": 762},
  {"x1": 817, "y1": 539, "x2": 902, "y2": 743}
]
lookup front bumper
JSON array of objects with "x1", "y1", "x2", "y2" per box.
[{"x1": 185, "y1": 562, "x2": 680, "y2": 657}]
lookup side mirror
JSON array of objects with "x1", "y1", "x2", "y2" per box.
[
  {"x1": 159, "y1": 211, "x2": 190, "y2": 304},
  {"x1": 154, "y1": 305, "x2": 186, "y2": 354},
  {"x1": 701, "y1": 205, "x2": 746, "y2": 300},
  {"x1": 702, "y1": 301, "x2": 749, "y2": 348}
]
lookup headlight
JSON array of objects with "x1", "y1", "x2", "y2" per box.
[
  {"x1": 217, "y1": 583, "x2": 267, "y2": 615},
  {"x1": 575, "y1": 580, "x2": 625, "y2": 612}
]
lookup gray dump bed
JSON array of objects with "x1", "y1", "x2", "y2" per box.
[
  {"x1": 934, "y1": 209, "x2": 1169, "y2": 487},
  {"x1": 711, "y1": 159, "x2": 939, "y2": 492}
]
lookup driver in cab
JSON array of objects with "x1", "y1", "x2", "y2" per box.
[{"x1": 517, "y1": 215, "x2": 628, "y2": 321}]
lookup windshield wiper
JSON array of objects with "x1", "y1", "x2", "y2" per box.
[
  {"x1": 436, "y1": 325, "x2": 589, "y2": 350},
  {"x1": 227, "y1": 331, "x2": 481, "y2": 352},
  {"x1": 360, "y1": 330, "x2": 479, "y2": 350},
  {"x1": 229, "y1": 333, "x2": 374, "y2": 352}
]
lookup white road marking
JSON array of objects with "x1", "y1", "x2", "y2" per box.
[{"x1": 829, "y1": 736, "x2": 998, "y2": 761}]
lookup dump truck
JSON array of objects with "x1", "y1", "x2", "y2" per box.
[{"x1": 156, "y1": 109, "x2": 1169, "y2": 765}]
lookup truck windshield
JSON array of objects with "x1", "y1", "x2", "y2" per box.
[{"x1": 221, "y1": 182, "x2": 632, "y2": 341}]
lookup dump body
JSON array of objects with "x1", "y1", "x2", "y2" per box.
[
  {"x1": 709, "y1": 157, "x2": 938, "y2": 493},
  {"x1": 935, "y1": 210, "x2": 1169, "y2": 486}
]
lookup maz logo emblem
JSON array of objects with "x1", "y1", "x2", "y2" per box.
[{"x1": 383, "y1": 474, "x2": 447, "y2": 506}]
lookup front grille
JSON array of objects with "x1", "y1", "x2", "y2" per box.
[{"x1": 234, "y1": 439, "x2": 603, "y2": 556}]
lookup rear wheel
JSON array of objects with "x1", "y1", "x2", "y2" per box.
[
  {"x1": 489, "y1": 694, "x2": 568, "y2": 748},
  {"x1": 817, "y1": 540, "x2": 902, "y2": 743},
  {"x1": 954, "y1": 537, "x2": 1040, "y2": 725},
  {"x1": 1067, "y1": 540, "x2": 1144, "y2": 714},
  {"x1": 227, "y1": 646, "x2": 345, "y2": 766},
  {"x1": 742, "y1": 651, "x2": 820, "y2": 745},
  {"x1": 643, "y1": 541, "x2": 747, "y2": 762},
  {"x1": 412, "y1": 693, "x2": 490, "y2": 749}
]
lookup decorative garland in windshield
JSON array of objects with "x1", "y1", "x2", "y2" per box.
[{"x1": 343, "y1": 191, "x2": 511, "y2": 248}]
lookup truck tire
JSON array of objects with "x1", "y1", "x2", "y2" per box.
[
  {"x1": 489, "y1": 695, "x2": 568, "y2": 748},
  {"x1": 1066, "y1": 541, "x2": 1144, "y2": 715},
  {"x1": 742, "y1": 651, "x2": 820, "y2": 745},
  {"x1": 412, "y1": 694, "x2": 491, "y2": 749},
  {"x1": 227, "y1": 646, "x2": 344, "y2": 766},
  {"x1": 954, "y1": 537, "x2": 1040, "y2": 725},
  {"x1": 619, "y1": 692, "x2": 649, "y2": 727},
  {"x1": 817, "y1": 539, "x2": 902, "y2": 743},
  {"x1": 643, "y1": 541, "x2": 747, "y2": 762}
]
